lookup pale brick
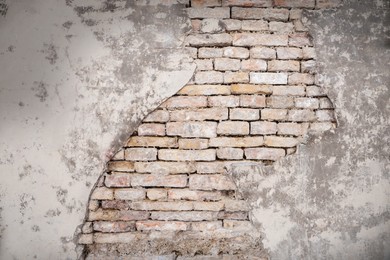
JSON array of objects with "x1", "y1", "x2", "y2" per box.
[
  {"x1": 192, "y1": 0, "x2": 222, "y2": 7},
  {"x1": 127, "y1": 137, "x2": 178, "y2": 148},
  {"x1": 94, "y1": 233, "x2": 144, "y2": 244},
  {"x1": 151, "y1": 211, "x2": 219, "y2": 221},
  {"x1": 195, "y1": 71, "x2": 224, "y2": 84},
  {"x1": 147, "y1": 189, "x2": 168, "y2": 201},
  {"x1": 91, "y1": 187, "x2": 114, "y2": 200},
  {"x1": 168, "y1": 189, "x2": 222, "y2": 201},
  {"x1": 276, "y1": 47, "x2": 303, "y2": 60},
  {"x1": 187, "y1": 7, "x2": 230, "y2": 19},
  {"x1": 231, "y1": 84, "x2": 272, "y2": 94},
  {"x1": 89, "y1": 200, "x2": 99, "y2": 211},
  {"x1": 159, "y1": 149, "x2": 216, "y2": 161},
  {"x1": 131, "y1": 201, "x2": 193, "y2": 211},
  {"x1": 250, "y1": 72, "x2": 288, "y2": 84},
  {"x1": 261, "y1": 108, "x2": 288, "y2": 121},
  {"x1": 89, "y1": 209, "x2": 149, "y2": 221},
  {"x1": 131, "y1": 174, "x2": 188, "y2": 188},
  {"x1": 189, "y1": 175, "x2": 236, "y2": 190},
  {"x1": 217, "y1": 121, "x2": 250, "y2": 135},
  {"x1": 82, "y1": 222, "x2": 93, "y2": 234},
  {"x1": 316, "y1": 0, "x2": 342, "y2": 8},
  {"x1": 241, "y1": 59, "x2": 267, "y2": 71},
  {"x1": 193, "y1": 201, "x2": 225, "y2": 211},
  {"x1": 164, "y1": 96, "x2": 208, "y2": 108},
  {"x1": 269, "y1": 21, "x2": 294, "y2": 34},
  {"x1": 215, "y1": 58, "x2": 241, "y2": 71},
  {"x1": 295, "y1": 97, "x2": 319, "y2": 109},
  {"x1": 114, "y1": 188, "x2": 145, "y2": 200},
  {"x1": 289, "y1": 34, "x2": 313, "y2": 47},
  {"x1": 191, "y1": 19, "x2": 202, "y2": 32},
  {"x1": 266, "y1": 96, "x2": 294, "y2": 108},
  {"x1": 310, "y1": 122, "x2": 334, "y2": 132},
  {"x1": 224, "y1": 71, "x2": 250, "y2": 83},
  {"x1": 94, "y1": 221, "x2": 136, "y2": 233},
  {"x1": 241, "y1": 20, "x2": 269, "y2": 31},
  {"x1": 143, "y1": 110, "x2": 169, "y2": 123},
  {"x1": 224, "y1": 199, "x2": 250, "y2": 211},
  {"x1": 136, "y1": 221, "x2": 188, "y2": 231},
  {"x1": 111, "y1": 149, "x2": 124, "y2": 160},
  {"x1": 223, "y1": 47, "x2": 249, "y2": 59},
  {"x1": 277, "y1": 123, "x2": 306, "y2": 136},
  {"x1": 107, "y1": 161, "x2": 135, "y2": 172},
  {"x1": 186, "y1": 47, "x2": 198, "y2": 58},
  {"x1": 105, "y1": 173, "x2": 131, "y2": 188},
  {"x1": 218, "y1": 211, "x2": 249, "y2": 220},
  {"x1": 125, "y1": 148, "x2": 157, "y2": 161},
  {"x1": 250, "y1": 121, "x2": 277, "y2": 134},
  {"x1": 287, "y1": 147, "x2": 297, "y2": 155},
  {"x1": 166, "y1": 121, "x2": 217, "y2": 138},
  {"x1": 301, "y1": 59, "x2": 316, "y2": 74},
  {"x1": 288, "y1": 109, "x2": 316, "y2": 122},
  {"x1": 245, "y1": 147, "x2": 285, "y2": 160},
  {"x1": 101, "y1": 200, "x2": 130, "y2": 210},
  {"x1": 198, "y1": 47, "x2": 223, "y2": 58},
  {"x1": 320, "y1": 97, "x2": 333, "y2": 108},
  {"x1": 250, "y1": 47, "x2": 276, "y2": 59},
  {"x1": 240, "y1": 95, "x2": 266, "y2": 107},
  {"x1": 306, "y1": 85, "x2": 323, "y2": 97},
  {"x1": 302, "y1": 47, "x2": 316, "y2": 59},
  {"x1": 187, "y1": 33, "x2": 232, "y2": 47},
  {"x1": 195, "y1": 59, "x2": 213, "y2": 71},
  {"x1": 217, "y1": 148, "x2": 244, "y2": 159},
  {"x1": 170, "y1": 108, "x2": 228, "y2": 121},
  {"x1": 223, "y1": 220, "x2": 252, "y2": 231},
  {"x1": 294, "y1": 19, "x2": 308, "y2": 32},
  {"x1": 288, "y1": 73, "x2": 315, "y2": 85},
  {"x1": 268, "y1": 60, "x2": 300, "y2": 72},
  {"x1": 191, "y1": 221, "x2": 222, "y2": 231},
  {"x1": 79, "y1": 234, "x2": 93, "y2": 244},
  {"x1": 196, "y1": 161, "x2": 226, "y2": 173},
  {"x1": 264, "y1": 136, "x2": 299, "y2": 147},
  {"x1": 209, "y1": 136, "x2": 264, "y2": 147},
  {"x1": 179, "y1": 139, "x2": 209, "y2": 150},
  {"x1": 289, "y1": 9, "x2": 303, "y2": 20},
  {"x1": 135, "y1": 162, "x2": 196, "y2": 174},
  {"x1": 233, "y1": 33, "x2": 288, "y2": 46},
  {"x1": 316, "y1": 110, "x2": 335, "y2": 121},
  {"x1": 230, "y1": 108, "x2": 260, "y2": 120},
  {"x1": 274, "y1": 0, "x2": 315, "y2": 8},
  {"x1": 200, "y1": 18, "x2": 225, "y2": 33},
  {"x1": 272, "y1": 85, "x2": 305, "y2": 96},
  {"x1": 221, "y1": 19, "x2": 242, "y2": 31},
  {"x1": 137, "y1": 123, "x2": 165, "y2": 136},
  {"x1": 222, "y1": 0, "x2": 272, "y2": 7},
  {"x1": 177, "y1": 85, "x2": 231, "y2": 96},
  {"x1": 208, "y1": 96, "x2": 240, "y2": 107},
  {"x1": 232, "y1": 7, "x2": 289, "y2": 21}
]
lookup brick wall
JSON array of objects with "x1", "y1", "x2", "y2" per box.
[{"x1": 79, "y1": 0, "x2": 338, "y2": 258}]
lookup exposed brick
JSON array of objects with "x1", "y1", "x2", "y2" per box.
[
  {"x1": 193, "y1": 201, "x2": 225, "y2": 211},
  {"x1": 233, "y1": 33, "x2": 288, "y2": 46},
  {"x1": 241, "y1": 20, "x2": 269, "y2": 31},
  {"x1": 266, "y1": 96, "x2": 294, "y2": 108},
  {"x1": 136, "y1": 221, "x2": 188, "y2": 231},
  {"x1": 316, "y1": 110, "x2": 336, "y2": 121},
  {"x1": 94, "y1": 233, "x2": 144, "y2": 244},
  {"x1": 125, "y1": 148, "x2": 157, "y2": 161},
  {"x1": 187, "y1": 33, "x2": 232, "y2": 47},
  {"x1": 224, "y1": 71, "x2": 250, "y2": 84},
  {"x1": 170, "y1": 108, "x2": 229, "y2": 121},
  {"x1": 274, "y1": 0, "x2": 315, "y2": 8},
  {"x1": 91, "y1": 187, "x2": 114, "y2": 200},
  {"x1": 217, "y1": 147, "x2": 244, "y2": 159},
  {"x1": 131, "y1": 174, "x2": 188, "y2": 188},
  {"x1": 187, "y1": 7, "x2": 230, "y2": 19},
  {"x1": 107, "y1": 161, "x2": 135, "y2": 172},
  {"x1": 166, "y1": 121, "x2": 217, "y2": 138},
  {"x1": 200, "y1": 18, "x2": 225, "y2": 33},
  {"x1": 240, "y1": 95, "x2": 266, "y2": 107},
  {"x1": 277, "y1": 123, "x2": 306, "y2": 136},
  {"x1": 310, "y1": 122, "x2": 334, "y2": 132},
  {"x1": 294, "y1": 20, "x2": 309, "y2": 32},
  {"x1": 222, "y1": 0, "x2": 272, "y2": 7},
  {"x1": 114, "y1": 188, "x2": 145, "y2": 200},
  {"x1": 195, "y1": 71, "x2": 224, "y2": 84},
  {"x1": 302, "y1": 47, "x2": 316, "y2": 59},
  {"x1": 135, "y1": 162, "x2": 196, "y2": 174},
  {"x1": 89, "y1": 209, "x2": 149, "y2": 221},
  {"x1": 223, "y1": 47, "x2": 249, "y2": 59},
  {"x1": 215, "y1": 58, "x2": 241, "y2": 71},
  {"x1": 147, "y1": 189, "x2": 168, "y2": 201},
  {"x1": 178, "y1": 85, "x2": 231, "y2": 96},
  {"x1": 272, "y1": 85, "x2": 305, "y2": 96},
  {"x1": 306, "y1": 85, "x2": 324, "y2": 97},
  {"x1": 151, "y1": 211, "x2": 219, "y2": 221},
  {"x1": 186, "y1": 47, "x2": 198, "y2": 58},
  {"x1": 241, "y1": 59, "x2": 267, "y2": 71},
  {"x1": 230, "y1": 108, "x2": 260, "y2": 120},
  {"x1": 143, "y1": 110, "x2": 170, "y2": 123},
  {"x1": 276, "y1": 47, "x2": 303, "y2": 60},
  {"x1": 168, "y1": 189, "x2": 222, "y2": 201},
  {"x1": 164, "y1": 96, "x2": 208, "y2": 108},
  {"x1": 289, "y1": 9, "x2": 303, "y2": 20},
  {"x1": 218, "y1": 211, "x2": 248, "y2": 220},
  {"x1": 232, "y1": 7, "x2": 289, "y2": 21},
  {"x1": 179, "y1": 139, "x2": 209, "y2": 150},
  {"x1": 223, "y1": 220, "x2": 252, "y2": 231},
  {"x1": 289, "y1": 34, "x2": 313, "y2": 47},
  {"x1": 195, "y1": 59, "x2": 214, "y2": 71},
  {"x1": 250, "y1": 121, "x2": 277, "y2": 134},
  {"x1": 269, "y1": 21, "x2": 294, "y2": 34},
  {"x1": 250, "y1": 47, "x2": 276, "y2": 59},
  {"x1": 288, "y1": 73, "x2": 315, "y2": 85},
  {"x1": 105, "y1": 173, "x2": 131, "y2": 188},
  {"x1": 79, "y1": 234, "x2": 93, "y2": 244},
  {"x1": 131, "y1": 201, "x2": 193, "y2": 211},
  {"x1": 82, "y1": 222, "x2": 93, "y2": 234},
  {"x1": 192, "y1": 0, "x2": 222, "y2": 7},
  {"x1": 217, "y1": 121, "x2": 250, "y2": 135},
  {"x1": 198, "y1": 47, "x2": 223, "y2": 58},
  {"x1": 268, "y1": 60, "x2": 300, "y2": 72},
  {"x1": 137, "y1": 123, "x2": 165, "y2": 136},
  {"x1": 189, "y1": 175, "x2": 236, "y2": 190},
  {"x1": 111, "y1": 150, "x2": 124, "y2": 160},
  {"x1": 221, "y1": 19, "x2": 242, "y2": 31},
  {"x1": 264, "y1": 136, "x2": 299, "y2": 147},
  {"x1": 261, "y1": 109, "x2": 288, "y2": 121},
  {"x1": 288, "y1": 109, "x2": 316, "y2": 122},
  {"x1": 196, "y1": 161, "x2": 230, "y2": 173},
  {"x1": 191, "y1": 221, "x2": 222, "y2": 231},
  {"x1": 224, "y1": 199, "x2": 250, "y2": 211},
  {"x1": 158, "y1": 149, "x2": 216, "y2": 161},
  {"x1": 209, "y1": 136, "x2": 264, "y2": 147},
  {"x1": 191, "y1": 19, "x2": 202, "y2": 33},
  {"x1": 250, "y1": 72, "x2": 288, "y2": 84},
  {"x1": 208, "y1": 96, "x2": 240, "y2": 107},
  {"x1": 94, "y1": 221, "x2": 136, "y2": 233},
  {"x1": 88, "y1": 200, "x2": 99, "y2": 211},
  {"x1": 320, "y1": 97, "x2": 333, "y2": 109},
  {"x1": 245, "y1": 147, "x2": 285, "y2": 160},
  {"x1": 101, "y1": 200, "x2": 130, "y2": 210},
  {"x1": 127, "y1": 137, "x2": 178, "y2": 148},
  {"x1": 301, "y1": 60, "x2": 316, "y2": 73},
  {"x1": 231, "y1": 84, "x2": 272, "y2": 94},
  {"x1": 295, "y1": 97, "x2": 319, "y2": 109}
]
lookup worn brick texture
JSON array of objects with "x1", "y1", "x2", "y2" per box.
[{"x1": 81, "y1": 0, "x2": 337, "y2": 259}]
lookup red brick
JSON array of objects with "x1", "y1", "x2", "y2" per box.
[
  {"x1": 193, "y1": 201, "x2": 225, "y2": 211},
  {"x1": 147, "y1": 189, "x2": 168, "y2": 201},
  {"x1": 208, "y1": 96, "x2": 240, "y2": 107},
  {"x1": 222, "y1": 0, "x2": 272, "y2": 7},
  {"x1": 178, "y1": 138, "x2": 209, "y2": 150},
  {"x1": 91, "y1": 187, "x2": 114, "y2": 200},
  {"x1": 88, "y1": 209, "x2": 149, "y2": 221},
  {"x1": 151, "y1": 211, "x2": 219, "y2": 221},
  {"x1": 187, "y1": 33, "x2": 232, "y2": 47},
  {"x1": 231, "y1": 84, "x2": 272, "y2": 94},
  {"x1": 101, "y1": 200, "x2": 130, "y2": 210},
  {"x1": 241, "y1": 59, "x2": 267, "y2": 71},
  {"x1": 224, "y1": 71, "x2": 250, "y2": 84},
  {"x1": 274, "y1": 0, "x2": 315, "y2": 8},
  {"x1": 192, "y1": 0, "x2": 222, "y2": 7}
]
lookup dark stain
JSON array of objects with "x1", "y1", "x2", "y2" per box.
[
  {"x1": 42, "y1": 43, "x2": 58, "y2": 65},
  {"x1": 0, "y1": 0, "x2": 8, "y2": 17},
  {"x1": 7, "y1": 45, "x2": 15, "y2": 52},
  {"x1": 55, "y1": 187, "x2": 68, "y2": 206},
  {"x1": 83, "y1": 19, "x2": 97, "y2": 26},
  {"x1": 19, "y1": 193, "x2": 36, "y2": 216},
  {"x1": 62, "y1": 21, "x2": 73, "y2": 29},
  {"x1": 18, "y1": 101, "x2": 24, "y2": 107},
  {"x1": 45, "y1": 209, "x2": 61, "y2": 217},
  {"x1": 19, "y1": 164, "x2": 32, "y2": 180},
  {"x1": 74, "y1": 6, "x2": 94, "y2": 16},
  {"x1": 32, "y1": 81, "x2": 48, "y2": 102},
  {"x1": 31, "y1": 225, "x2": 40, "y2": 232}
]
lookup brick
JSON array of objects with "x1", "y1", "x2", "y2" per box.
[
  {"x1": 191, "y1": 221, "x2": 222, "y2": 231},
  {"x1": 168, "y1": 189, "x2": 222, "y2": 201},
  {"x1": 241, "y1": 59, "x2": 267, "y2": 71},
  {"x1": 91, "y1": 187, "x2": 114, "y2": 200},
  {"x1": 264, "y1": 136, "x2": 299, "y2": 147},
  {"x1": 266, "y1": 96, "x2": 294, "y2": 108},
  {"x1": 143, "y1": 110, "x2": 169, "y2": 123},
  {"x1": 301, "y1": 60, "x2": 316, "y2": 73},
  {"x1": 179, "y1": 138, "x2": 209, "y2": 150},
  {"x1": 217, "y1": 121, "x2": 249, "y2": 135},
  {"x1": 261, "y1": 109, "x2": 288, "y2": 121},
  {"x1": 294, "y1": 19, "x2": 308, "y2": 32},
  {"x1": 151, "y1": 211, "x2": 219, "y2": 221},
  {"x1": 195, "y1": 59, "x2": 213, "y2": 71},
  {"x1": 288, "y1": 109, "x2": 316, "y2": 122},
  {"x1": 127, "y1": 137, "x2": 178, "y2": 148},
  {"x1": 190, "y1": 175, "x2": 236, "y2": 190},
  {"x1": 268, "y1": 60, "x2": 300, "y2": 72},
  {"x1": 101, "y1": 200, "x2": 130, "y2": 210},
  {"x1": 269, "y1": 21, "x2": 294, "y2": 34},
  {"x1": 111, "y1": 150, "x2": 124, "y2": 160},
  {"x1": 135, "y1": 162, "x2": 196, "y2": 174},
  {"x1": 137, "y1": 123, "x2": 165, "y2": 136},
  {"x1": 131, "y1": 201, "x2": 193, "y2": 211},
  {"x1": 131, "y1": 174, "x2": 188, "y2": 188},
  {"x1": 164, "y1": 96, "x2": 208, "y2": 108},
  {"x1": 295, "y1": 97, "x2": 319, "y2": 109},
  {"x1": 177, "y1": 85, "x2": 231, "y2": 96},
  {"x1": 136, "y1": 221, "x2": 188, "y2": 231},
  {"x1": 187, "y1": 33, "x2": 232, "y2": 47},
  {"x1": 233, "y1": 33, "x2": 288, "y2": 46},
  {"x1": 191, "y1": 19, "x2": 202, "y2": 32},
  {"x1": 232, "y1": 7, "x2": 289, "y2": 21},
  {"x1": 289, "y1": 9, "x2": 303, "y2": 20},
  {"x1": 222, "y1": 0, "x2": 272, "y2": 7},
  {"x1": 196, "y1": 161, "x2": 226, "y2": 173},
  {"x1": 277, "y1": 123, "x2": 306, "y2": 136},
  {"x1": 217, "y1": 148, "x2": 244, "y2": 159},
  {"x1": 223, "y1": 47, "x2": 249, "y2": 59},
  {"x1": 241, "y1": 20, "x2": 269, "y2": 31},
  {"x1": 230, "y1": 108, "x2": 260, "y2": 120},
  {"x1": 193, "y1": 201, "x2": 225, "y2": 211},
  {"x1": 192, "y1": 0, "x2": 222, "y2": 7},
  {"x1": 316, "y1": 110, "x2": 335, "y2": 121},
  {"x1": 82, "y1": 222, "x2": 93, "y2": 234},
  {"x1": 218, "y1": 211, "x2": 248, "y2": 220},
  {"x1": 320, "y1": 97, "x2": 333, "y2": 108},
  {"x1": 195, "y1": 71, "x2": 224, "y2": 84},
  {"x1": 221, "y1": 19, "x2": 242, "y2": 31},
  {"x1": 125, "y1": 148, "x2": 157, "y2": 161},
  {"x1": 209, "y1": 136, "x2": 264, "y2": 147},
  {"x1": 316, "y1": 0, "x2": 342, "y2": 8},
  {"x1": 198, "y1": 47, "x2": 223, "y2": 58},
  {"x1": 224, "y1": 199, "x2": 250, "y2": 211},
  {"x1": 94, "y1": 233, "x2": 144, "y2": 244},
  {"x1": 105, "y1": 173, "x2": 131, "y2": 188},
  {"x1": 88, "y1": 200, "x2": 99, "y2": 211},
  {"x1": 310, "y1": 122, "x2": 334, "y2": 132},
  {"x1": 114, "y1": 188, "x2": 145, "y2": 200},
  {"x1": 107, "y1": 161, "x2": 135, "y2": 172},
  {"x1": 274, "y1": 0, "x2": 315, "y2": 8},
  {"x1": 250, "y1": 72, "x2": 288, "y2": 84},
  {"x1": 276, "y1": 47, "x2": 303, "y2": 60},
  {"x1": 245, "y1": 147, "x2": 285, "y2": 160},
  {"x1": 200, "y1": 18, "x2": 225, "y2": 33},
  {"x1": 187, "y1": 7, "x2": 230, "y2": 19},
  {"x1": 78, "y1": 234, "x2": 93, "y2": 244},
  {"x1": 147, "y1": 189, "x2": 167, "y2": 201},
  {"x1": 231, "y1": 84, "x2": 272, "y2": 94},
  {"x1": 159, "y1": 149, "x2": 216, "y2": 161},
  {"x1": 215, "y1": 58, "x2": 241, "y2": 71},
  {"x1": 89, "y1": 209, "x2": 149, "y2": 221},
  {"x1": 250, "y1": 121, "x2": 277, "y2": 134},
  {"x1": 186, "y1": 47, "x2": 198, "y2": 58},
  {"x1": 288, "y1": 73, "x2": 315, "y2": 85},
  {"x1": 208, "y1": 96, "x2": 240, "y2": 107},
  {"x1": 224, "y1": 71, "x2": 249, "y2": 84},
  {"x1": 250, "y1": 47, "x2": 276, "y2": 59},
  {"x1": 170, "y1": 108, "x2": 228, "y2": 121},
  {"x1": 94, "y1": 221, "x2": 136, "y2": 233},
  {"x1": 272, "y1": 85, "x2": 305, "y2": 96},
  {"x1": 240, "y1": 95, "x2": 266, "y2": 107},
  {"x1": 223, "y1": 220, "x2": 252, "y2": 231},
  {"x1": 302, "y1": 47, "x2": 316, "y2": 59},
  {"x1": 306, "y1": 85, "x2": 323, "y2": 97},
  {"x1": 289, "y1": 34, "x2": 312, "y2": 47},
  {"x1": 166, "y1": 121, "x2": 217, "y2": 138}
]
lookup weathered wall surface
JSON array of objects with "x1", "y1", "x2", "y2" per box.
[
  {"x1": 0, "y1": 0, "x2": 194, "y2": 259},
  {"x1": 231, "y1": 1, "x2": 390, "y2": 259}
]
